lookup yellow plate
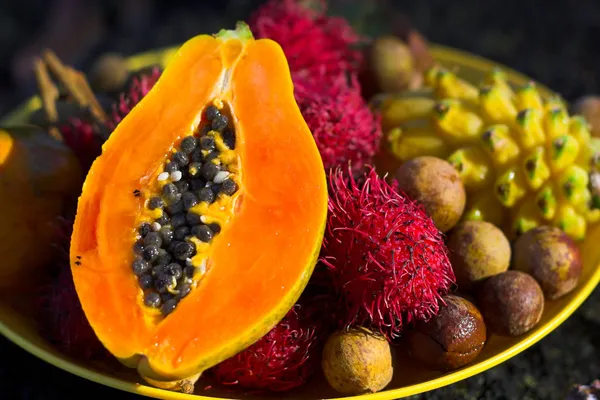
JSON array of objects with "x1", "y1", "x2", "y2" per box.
[{"x1": 1, "y1": 44, "x2": 600, "y2": 400}]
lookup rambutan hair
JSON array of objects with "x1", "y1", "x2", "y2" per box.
[
  {"x1": 208, "y1": 294, "x2": 331, "y2": 393},
  {"x1": 59, "y1": 118, "x2": 104, "y2": 172},
  {"x1": 106, "y1": 66, "x2": 161, "y2": 130},
  {"x1": 249, "y1": 0, "x2": 380, "y2": 171},
  {"x1": 294, "y1": 72, "x2": 382, "y2": 172},
  {"x1": 57, "y1": 66, "x2": 161, "y2": 173},
  {"x1": 320, "y1": 166, "x2": 455, "y2": 339},
  {"x1": 249, "y1": 0, "x2": 364, "y2": 83}
]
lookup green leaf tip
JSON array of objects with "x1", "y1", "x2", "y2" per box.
[{"x1": 215, "y1": 21, "x2": 254, "y2": 42}]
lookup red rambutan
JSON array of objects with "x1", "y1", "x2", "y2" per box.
[
  {"x1": 57, "y1": 66, "x2": 161, "y2": 172},
  {"x1": 59, "y1": 118, "x2": 105, "y2": 172},
  {"x1": 35, "y1": 216, "x2": 108, "y2": 361},
  {"x1": 249, "y1": 0, "x2": 363, "y2": 83},
  {"x1": 249, "y1": 0, "x2": 380, "y2": 171},
  {"x1": 106, "y1": 66, "x2": 161, "y2": 131},
  {"x1": 320, "y1": 166, "x2": 455, "y2": 340},
  {"x1": 294, "y1": 73, "x2": 382, "y2": 171},
  {"x1": 207, "y1": 295, "x2": 331, "y2": 393}
]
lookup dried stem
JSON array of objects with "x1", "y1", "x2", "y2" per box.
[
  {"x1": 42, "y1": 49, "x2": 108, "y2": 123},
  {"x1": 33, "y1": 49, "x2": 110, "y2": 142},
  {"x1": 33, "y1": 58, "x2": 62, "y2": 141}
]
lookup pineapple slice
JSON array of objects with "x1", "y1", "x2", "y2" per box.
[{"x1": 380, "y1": 66, "x2": 600, "y2": 240}]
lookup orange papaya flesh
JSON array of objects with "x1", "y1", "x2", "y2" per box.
[
  {"x1": 0, "y1": 126, "x2": 81, "y2": 289},
  {"x1": 69, "y1": 22, "x2": 328, "y2": 385}
]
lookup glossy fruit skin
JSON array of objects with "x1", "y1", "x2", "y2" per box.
[
  {"x1": 0, "y1": 125, "x2": 81, "y2": 289},
  {"x1": 405, "y1": 294, "x2": 487, "y2": 372},
  {"x1": 378, "y1": 66, "x2": 600, "y2": 241},
  {"x1": 69, "y1": 23, "x2": 328, "y2": 391}
]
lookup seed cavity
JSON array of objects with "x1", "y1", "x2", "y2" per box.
[{"x1": 131, "y1": 102, "x2": 240, "y2": 316}]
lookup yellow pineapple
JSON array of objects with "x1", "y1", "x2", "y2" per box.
[{"x1": 376, "y1": 65, "x2": 600, "y2": 240}]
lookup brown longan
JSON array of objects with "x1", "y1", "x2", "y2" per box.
[
  {"x1": 446, "y1": 220, "x2": 511, "y2": 293},
  {"x1": 395, "y1": 156, "x2": 466, "y2": 232},
  {"x1": 513, "y1": 225, "x2": 582, "y2": 300}
]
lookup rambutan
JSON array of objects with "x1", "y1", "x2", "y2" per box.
[
  {"x1": 106, "y1": 65, "x2": 161, "y2": 131},
  {"x1": 249, "y1": 0, "x2": 380, "y2": 171},
  {"x1": 35, "y1": 217, "x2": 108, "y2": 361},
  {"x1": 59, "y1": 118, "x2": 105, "y2": 172},
  {"x1": 295, "y1": 73, "x2": 382, "y2": 171},
  {"x1": 249, "y1": 0, "x2": 363, "y2": 83},
  {"x1": 320, "y1": 166, "x2": 455, "y2": 340},
  {"x1": 207, "y1": 294, "x2": 331, "y2": 393},
  {"x1": 249, "y1": 0, "x2": 381, "y2": 169},
  {"x1": 56, "y1": 66, "x2": 161, "y2": 172}
]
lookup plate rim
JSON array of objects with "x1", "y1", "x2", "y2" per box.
[{"x1": 1, "y1": 42, "x2": 599, "y2": 400}]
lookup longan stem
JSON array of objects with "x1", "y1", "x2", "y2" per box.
[
  {"x1": 33, "y1": 57, "x2": 62, "y2": 141},
  {"x1": 33, "y1": 48, "x2": 110, "y2": 143},
  {"x1": 42, "y1": 49, "x2": 109, "y2": 123}
]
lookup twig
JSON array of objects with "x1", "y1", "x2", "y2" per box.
[
  {"x1": 42, "y1": 49, "x2": 108, "y2": 123},
  {"x1": 33, "y1": 57, "x2": 62, "y2": 141}
]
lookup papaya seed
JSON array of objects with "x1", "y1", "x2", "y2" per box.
[{"x1": 126, "y1": 102, "x2": 240, "y2": 317}]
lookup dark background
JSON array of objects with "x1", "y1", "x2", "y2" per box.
[{"x1": 1, "y1": 0, "x2": 600, "y2": 399}]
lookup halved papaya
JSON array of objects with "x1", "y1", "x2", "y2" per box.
[{"x1": 69, "y1": 23, "x2": 328, "y2": 392}]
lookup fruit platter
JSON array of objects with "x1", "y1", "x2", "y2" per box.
[{"x1": 1, "y1": 1, "x2": 600, "y2": 399}]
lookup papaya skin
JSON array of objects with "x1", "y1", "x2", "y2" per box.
[
  {"x1": 139, "y1": 355, "x2": 200, "y2": 394},
  {"x1": 0, "y1": 125, "x2": 81, "y2": 289},
  {"x1": 70, "y1": 22, "x2": 328, "y2": 390}
]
